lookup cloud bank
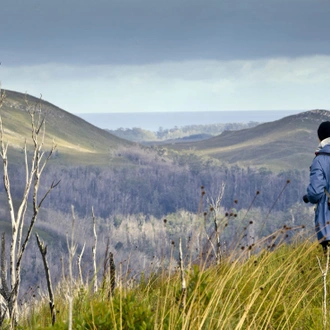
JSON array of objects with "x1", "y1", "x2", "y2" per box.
[
  {"x1": 1, "y1": 0, "x2": 330, "y2": 112},
  {"x1": 2, "y1": 56, "x2": 329, "y2": 113},
  {"x1": 1, "y1": 0, "x2": 330, "y2": 65}
]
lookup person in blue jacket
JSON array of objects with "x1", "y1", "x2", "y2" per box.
[{"x1": 304, "y1": 121, "x2": 330, "y2": 253}]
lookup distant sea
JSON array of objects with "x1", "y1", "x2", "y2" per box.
[{"x1": 76, "y1": 110, "x2": 302, "y2": 132}]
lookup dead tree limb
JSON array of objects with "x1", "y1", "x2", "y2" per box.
[
  {"x1": 67, "y1": 205, "x2": 78, "y2": 330},
  {"x1": 109, "y1": 252, "x2": 116, "y2": 298},
  {"x1": 178, "y1": 238, "x2": 186, "y2": 311},
  {"x1": 77, "y1": 242, "x2": 86, "y2": 287},
  {"x1": 102, "y1": 238, "x2": 110, "y2": 290},
  {"x1": 35, "y1": 233, "x2": 56, "y2": 326}
]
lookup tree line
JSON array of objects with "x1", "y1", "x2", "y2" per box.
[
  {"x1": 107, "y1": 121, "x2": 260, "y2": 142},
  {"x1": 4, "y1": 146, "x2": 309, "y2": 221}
]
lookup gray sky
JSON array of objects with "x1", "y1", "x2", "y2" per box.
[{"x1": 1, "y1": 0, "x2": 330, "y2": 113}]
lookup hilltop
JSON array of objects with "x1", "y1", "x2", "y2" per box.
[
  {"x1": 167, "y1": 110, "x2": 330, "y2": 171},
  {"x1": 1, "y1": 89, "x2": 323, "y2": 171},
  {"x1": 0, "y1": 89, "x2": 132, "y2": 165}
]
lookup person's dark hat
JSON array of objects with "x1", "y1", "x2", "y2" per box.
[{"x1": 318, "y1": 121, "x2": 330, "y2": 141}]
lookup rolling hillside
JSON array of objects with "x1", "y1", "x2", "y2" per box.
[
  {"x1": 168, "y1": 110, "x2": 330, "y2": 171},
  {"x1": 0, "y1": 89, "x2": 132, "y2": 165},
  {"x1": 1, "y1": 89, "x2": 328, "y2": 171}
]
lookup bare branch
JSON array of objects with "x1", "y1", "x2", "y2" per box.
[
  {"x1": 178, "y1": 238, "x2": 186, "y2": 311},
  {"x1": 38, "y1": 179, "x2": 61, "y2": 209},
  {"x1": 35, "y1": 233, "x2": 56, "y2": 326},
  {"x1": 39, "y1": 143, "x2": 57, "y2": 175},
  {"x1": 35, "y1": 117, "x2": 45, "y2": 135},
  {"x1": 77, "y1": 242, "x2": 86, "y2": 286},
  {"x1": 17, "y1": 202, "x2": 27, "y2": 260}
]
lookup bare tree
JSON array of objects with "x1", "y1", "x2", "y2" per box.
[
  {"x1": 206, "y1": 183, "x2": 226, "y2": 264},
  {"x1": 0, "y1": 89, "x2": 59, "y2": 328}
]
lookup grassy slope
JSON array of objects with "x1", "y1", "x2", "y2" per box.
[
  {"x1": 1, "y1": 90, "x2": 132, "y2": 166},
  {"x1": 168, "y1": 110, "x2": 330, "y2": 171},
  {"x1": 23, "y1": 237, "x2": 326, "y2": 329}
]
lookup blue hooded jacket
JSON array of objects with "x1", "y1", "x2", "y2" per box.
[{"x1": 307, "y1": 143, "x2": 330, "y2": 242}]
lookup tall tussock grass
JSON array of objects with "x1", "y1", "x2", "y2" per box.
[{"x1": 21, "y1": 234, "x2": 327, "y2": 330}]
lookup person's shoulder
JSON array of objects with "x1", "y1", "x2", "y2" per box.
[
  {"x1": 311, "y1": 154, "x2": 324, "y2": 169},
  {"x1": 313, "y1": 149, "x2": 330, "y2": 169},
  {"x1": 319, "y1": 144, "x2": 330, "y2": 155}
]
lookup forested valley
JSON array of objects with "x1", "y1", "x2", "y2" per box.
[
  {"x1": 7, "y1": 144, "x2": 309, "y2": 219},
  {"x1": 1, "y1": 144, "x2": 314, "y2": 296}
]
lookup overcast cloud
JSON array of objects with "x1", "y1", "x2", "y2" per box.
[{"x1": 1, "y1": 0, "x2": 330, "y2": 113}]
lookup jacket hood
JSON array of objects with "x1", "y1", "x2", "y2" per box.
[{"x1": 316, "y1": 138, "x2": 330, "y2": 154}]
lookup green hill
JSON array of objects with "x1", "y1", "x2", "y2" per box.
[
  {"x1": 168, "y1": 110, "x2": 330, "y2": 171},
  {"x1": 0, "y1": 89, "x2": 132, "y2": 165}
]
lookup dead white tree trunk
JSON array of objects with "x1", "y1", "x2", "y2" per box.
[
  {"x1": 178, "y1": 238, "x2": 186, "y2": 311},
  {"x1": 67, "y1": 206, "x2": 78, "y2": 330},
  {"x1": 92, "y1": 207, "x2": 98, "y2": 293},
  {"x1": 0, "y1": 90, "x2": 58, "y2": 328},
  {"x1": 77, "y1": 242, "x2": 86, "y2": 287}
]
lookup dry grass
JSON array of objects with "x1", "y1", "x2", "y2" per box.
[{"x1": 19, "y1": 233, "x2": 326, "y2": 330}]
